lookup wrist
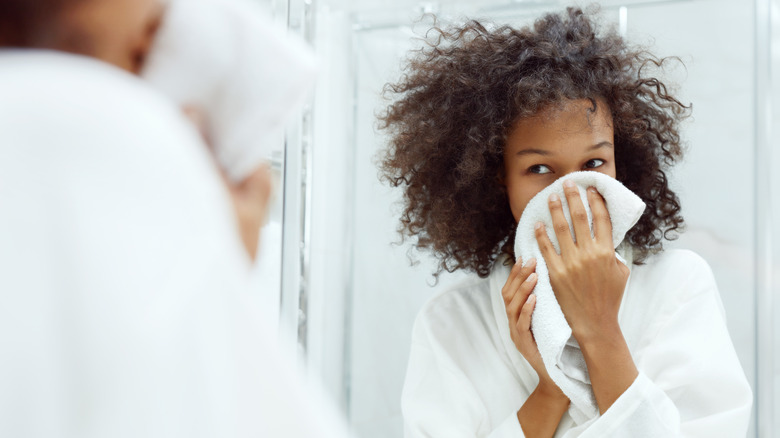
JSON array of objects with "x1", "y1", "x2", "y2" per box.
[
  {"x1": 517, "y1": 381, "x2": 570, "y2": 437},
  {"x1": 575, "y1": 323, "x2": 638, "y2": 414},
  {"x1": 536, "y1": 380, "x2": 569, "y2": 404},
  {"x1": 573, "y1": 317, "x2": 622, "y2": 349}
]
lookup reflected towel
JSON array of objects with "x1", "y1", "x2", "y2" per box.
[
  {"x1": 512, "y1": 171, "x2": 645, "y2": 423},
  {"x1": 142, "y1": 0, "x2": 317, "y2": 182}
]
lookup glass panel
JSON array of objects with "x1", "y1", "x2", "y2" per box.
[
  {"x1": 248, "y1": 0, "x2": 289, "y2": 339},
  {"x1": 769, "y1": 0, "x2": 780, "y2": 435}
]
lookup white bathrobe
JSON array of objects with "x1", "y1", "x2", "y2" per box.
[
  {"x1": 402, "y1": 248, "x2": 752, "y2": 437},
  {"x1": 0, "y1": 51, "x2": 349, "y2": 438}
]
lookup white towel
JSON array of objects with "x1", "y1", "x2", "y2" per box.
[
  {"x1": 142, "y1": 0, "x2": 317, "y2": 182},
  {"x1": 512, "y1": 171, "x2": 645, "y2": 423}
]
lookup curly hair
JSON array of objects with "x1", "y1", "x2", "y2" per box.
[{"x1": 378, "y1": 7, "x2": 689, "y2": 278}]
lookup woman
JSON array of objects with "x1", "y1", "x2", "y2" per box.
[{"x1": 380, "y1": 7, "x2": 752, "y2": 437}]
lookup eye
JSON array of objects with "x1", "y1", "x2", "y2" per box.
[
  {"x1": 528, "y1": 164, "x2": 552, "y2": 175},
  {"x1": 584, "y1": 159, "x2": 605, "y2": 169}
]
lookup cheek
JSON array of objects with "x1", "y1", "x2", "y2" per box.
[
  {"x1": 504, "y1": 175, "x2": 547, "y2": 223},
  {"x1": 601, "y1": 160, "x2": 617, "y2": 179},
  {"x1": 68, "y1": 21, "x2": 135, "y2": 71},
  {"x1": 96, "y1": 33, "x2": 148, "y2": 73},
  {"x1": 92, "y1": 7, "x2": 155, "y2": 72},
  {"x1": 100, "y1": 44, "x2": 137, "y2": 72}
]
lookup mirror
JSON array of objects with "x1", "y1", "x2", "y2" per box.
[{"x1": 274, "y1": 0, "x2": 777, "y2": 436}]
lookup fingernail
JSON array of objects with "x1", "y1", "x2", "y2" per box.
[
  {"x1": 588, "y1": 187, "x2": 597, "y2": 193},
  {"x1": 529, "y1": 294, "x2": 536, "y2": 303},
  {"x1": 535, "y1": 222, "x2": 543, "y2": 230},
  {"x1": 515, "y1": 257, "x2": 523, "y2": 266},
  {"x1": 525, "y1": 273, "x2": 537, "y2": 283},
  {"x1": 549, "y1": 193, "x2": 559, "y2": 202},
  {"x1": 564, "y1": 180, "x2": 575, "y2": 188},
  {"x1": 524, "y1": 257, "x2": 536, "y2": 267}
]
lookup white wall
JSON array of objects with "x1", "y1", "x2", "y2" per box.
[{"x1": 627, "y1": 2, "x2": 758, "y2": 435}]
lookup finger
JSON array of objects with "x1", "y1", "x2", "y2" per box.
[
  {"x1": 507, "y1": 273, "x2": 538, "y2": 323},
  {"x1": 547, "y1": 193, "x2": 576, "y2": 255},
  {"x1": 562, "y1": 180, "x2": 592, "y2": 246},
  {"x1": 587, "y1": 187, "x2": 613, "y2": 246},
  {"x1": 508, "y1": 256, "x2": 536, "y2": 292},
  {"x1": 535, "y1": 222, "x2": 562, "y2": 266},
  {"x1": 503, "y1": 257, "x2": 536, "y2": 305},
  {"x1": 502, "y1": 257, "x2": 524, "y2": 303},
  {"x1": 517, "y1": 293, "x2": 536, "y2": 333}
]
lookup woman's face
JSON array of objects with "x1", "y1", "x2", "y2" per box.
[
  {"x1": 502, "y1": 98, "x2": 616, "y2": 223},
  {"x1": 61, "y1": 0, "x2": 164, "y2": 73}
]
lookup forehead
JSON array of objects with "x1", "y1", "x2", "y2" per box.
[{"x1": 506, "y1": 99, "x2": 614, "y2": 153}]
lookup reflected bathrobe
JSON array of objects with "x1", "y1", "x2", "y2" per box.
[{"x1": 402, "y1": 248, "x2": 752, "y2": 437}]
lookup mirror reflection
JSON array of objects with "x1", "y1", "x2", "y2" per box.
[{"x1": 305, "y1": 1, "x2": 775, "y2": 437}]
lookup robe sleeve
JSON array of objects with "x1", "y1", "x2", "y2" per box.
[
  {"x1": 402, "y1": 318, "x2": 527, "y2": 438},
  {"x1": 562, "y1": 252, "x2": 753, "y2": 437}
]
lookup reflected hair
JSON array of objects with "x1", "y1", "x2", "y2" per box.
[
  {"x1": 378, "y1": 7, "x2": 689, "y2": 278},
  {"x1": 0, "y1": 0, "x2": 84, "y2": 47}
]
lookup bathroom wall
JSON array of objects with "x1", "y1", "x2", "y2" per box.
[
  {"x1": 627, "y1": 2, "x2": 757, "y2": 435},
  {"x1": 768, "y1": 0, "x2": 779, "y2": 434}
]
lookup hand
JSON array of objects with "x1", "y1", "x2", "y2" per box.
[
  {"x1": 534, "y1": 181, "x2": 629, "y2": 344},
  {"x1": 534, "y1": 180, "x2": 638, "y2": 414},
  {"x1": 506, "y1": 258, "x2": 570, "y2": 435},
  {"x1": 182, "y1": 106, "x2": 272, "y2": 262},
  {"x1": 224, "y1": 165, "x2": 272, "y2": 261},
  {"x1": 502, "y1": 258, "x2": 563, "y2": 396}
]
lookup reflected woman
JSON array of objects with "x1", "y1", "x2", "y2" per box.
[{"x1": 379, "y1": 7, "x2": 752, "y2": 437}]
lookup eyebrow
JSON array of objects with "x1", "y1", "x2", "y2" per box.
[{"x1": 515, "y1": 141, "x2": 614, "y2": 156}]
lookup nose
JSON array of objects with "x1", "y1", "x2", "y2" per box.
[{"x1": 561, "y1": 168, "x2": 583, "y2": 178}]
